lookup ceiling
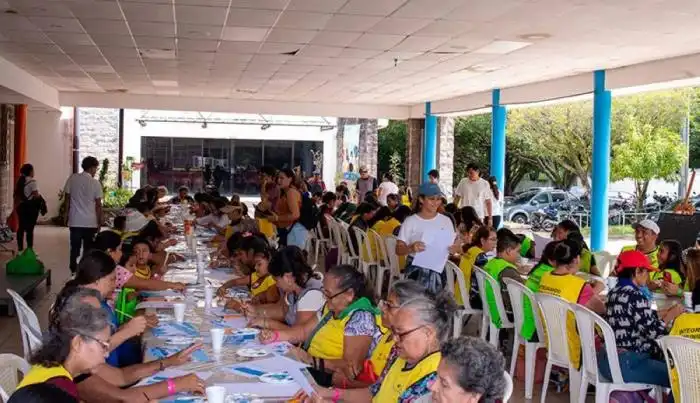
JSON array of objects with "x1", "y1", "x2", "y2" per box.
[{"x1": 1, "y1": 0, "x2": 700, "y2": 109}]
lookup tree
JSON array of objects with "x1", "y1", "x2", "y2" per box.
[
  {"x1": 611, "y1": 117, "x2": 687, "y2": 211},
  {"x1": 378, "y1": 120, "x2": 407, "y2": 180}
]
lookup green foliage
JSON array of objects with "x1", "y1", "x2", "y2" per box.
[
  {"x1": 378, "y1": 120, "x2": 407, "y2": 181},
  {"x1": 103, "y1": 187, "x2": 133, "y2": 209},
  {"x1": 388, "y1": 151, "x2": 403, "y2": 184},
  {"x1": 611, "y1": 117, "x2": 686, "y2": 210},
  {"x1": 99, "y1": 158, "x2": 109, "y2": 190},
  {"x1": 122, "y1": 156, "x2": 135, "y2": 183}
]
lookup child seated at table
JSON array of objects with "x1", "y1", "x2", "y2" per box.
[
  {"x1": 483, "y1": 231, "x2": 524, "y2": 326},
  {"x1": 219, "y1": 233, "x2": 280, "y2": 305},
  {"x1": 650, "y1": 239, "x2": 684, "y2": 295}
]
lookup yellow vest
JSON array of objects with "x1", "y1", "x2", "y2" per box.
[
  {"x1": 401, "y1": 195, "x2": 411, "y2": 207},
  {"x1": 306, "y1": 307, "x2": 382, "y2": 360},
  {"x1": 668, "y1": 313, "x2": 700, "y2": 399},
  {"x1": 621, "y1": 245, "x2": 659, "y2": 269},
  {"x1": 373, "y1": 352, "x2": 441, "y2": 402},
  {"x1": 257, "y1": 218, "x2": 276, "y2": 239},
  {"x1": 539, "y1": 271, "x2": 586, "y2": 370},
  {"x1": 135, "y1": 265, "x2": 151, "y2": 280},
  {"x1": 17, "y1": 365, "x2": 73, "y2": 389},
  {"x1": 369, "y1": 331, "x2": 395, "y2": 377},
  {"x1": 455, "y1": 246, "x2": 483, "y2": 305},
  {"x1": 250, "y1": 272, "x2": 276, "y2": 297}
]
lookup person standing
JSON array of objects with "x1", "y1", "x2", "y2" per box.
[
  {"x1": 377, "y1": 172, "x2": 399, "y2": 206},
  {"x1": 14, "y1": 163, "x2": 44, "y2": 251},
  {"x1": 64, "y1": 156, "x2": 103, "y2": 274},
  {"x1": 355, "y1": 166, "x2": 378, "y2": 202},
  {"x1": 488, "y1": 176, "x2": 503, "y2": 229},
  {"x1": 453, "y1": 163, "x2": 493, "y2": 226},
  {"x1": 307, "y1": 170, "x2": 326, "y2": 194}
]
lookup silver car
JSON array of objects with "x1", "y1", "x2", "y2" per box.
[{"x1": 504, "y1": 189, "x2": 577, "y2": 224}]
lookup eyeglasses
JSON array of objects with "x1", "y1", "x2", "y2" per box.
[
  {"x1": 322, "y1": 287, "x2": 349, "y2": 300},
  {"x1": 378, "y1": 300, "x2": 400, "y2": 311},
  {"x1": 79, "y1": 333, "x2": 110, "y2": 352},
  {"x1": 391, "y1": 325, "x2": 425, "y2": 342}
]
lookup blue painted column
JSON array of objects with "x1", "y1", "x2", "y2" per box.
[
  {"x1": 591, "y1": 70, "x2": 612, "y2": 251},
  {"x1": 423, "y1": 102, "x2": 438, "y2": 181},
  {"x1": 490, "y1": 89, "x2": 507, "y2": 196}
]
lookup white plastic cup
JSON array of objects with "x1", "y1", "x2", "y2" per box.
[
  {"x1": 205, "y1": 385, "x2": 226, "y2": 403},
  {"x1": 173, "y1": 302, "x2": 186, "y2": 323},
  {"x1": 204, "y1": 286, "x2": 213, "y2": 308},
  {"x1": 606, "y1": 276, "x2": 618, "y2": 290},
  {"x1": 683, "y1": 291, "x2": 693, "y2": 309},
  {"x1": 210, "y1": 328, "x2": 225, "y2": 353}
]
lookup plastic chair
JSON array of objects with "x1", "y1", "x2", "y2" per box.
[
  {"x1": 503, "y1": 370, "x2": 514, "y2": 402},
  {"x1": 593, "y1": 251, "x2": 615, "y2": 277},
  {"x1": 312, "y1": 220, "x2": 331, "y2": 264},
  {"x1": 571, "y1": 303, "x2": 665, "y2": 403},
  {"x1": 368, "y1": 229, "x2": 391, "y2": 298},
  {"x1": 534, "y1": 293, "x2": 578, "y2": 403},
  {"x1": 383, "y1": 236, "x2": 403, "y2": 287},
  {"x1": 503, "y1": 279, "x2": 546, "y2": 400},
  {"x1": 473, "y1": 267, "x2": 514, "y2": 346},
  {"x1": 352, "y1": 227, "x2": 378, "y2": 280},
  {"x1": 659, "y1": 335, "x2": 700, "y2": 403},
  {"x1": 0, "y1": 353, "x2": 30, "y2": 402},
  {"x1": 6, "y1": 289, "x2": 43, "y2": 360},
  {"x1": 336, "y1": 220, "x2": 359, "y2": 268},
  {"x1": 445, "y1": 261, "x2": 484, "y2": 339}
]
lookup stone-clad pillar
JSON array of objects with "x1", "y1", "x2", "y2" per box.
[
  {"x1": 336, "y1": 117, "x2": 379, "y2": 179},
  {"x1": 405, "y1": 117, "x2": 455, "y2": 198},
  {"x1": 405, "y1": 118, "x2": 424, "y2": 195}
]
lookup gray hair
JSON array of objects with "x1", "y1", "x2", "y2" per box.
[
  {"x1": 392, "y1": 280, "x2": 457, "y2": 342},
  {"x1": 33, "y1": 291, "x2": 110, "y2": 367},
  {"x1": 440, "y1": 336, "x2": 506, "y2": 402}
]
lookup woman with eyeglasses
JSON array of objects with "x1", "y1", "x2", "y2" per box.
[
  {"x1": 258, "y1": 265, "x2": 382, "y2": 387},
  {"x1": 15, "y1": 290, "x2": 111, "y2": 399},
  {"x1": 295, "y1": 286, "x2": 457, "y2": 402}
]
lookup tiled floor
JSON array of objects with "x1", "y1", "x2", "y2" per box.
[{"x1": 0, "y1": 226, "x2": 584, "y2": 402}]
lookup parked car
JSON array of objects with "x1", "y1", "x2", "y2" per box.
[{"x1": 503, "y1": 189, "x2": 578, "y2": 224}]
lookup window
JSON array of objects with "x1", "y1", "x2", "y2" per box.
[
  {"x1": 172, "y1": 138, "x2": 202, "y2": 169},
  {"x1": 551, "y1": 192, "x2": 567, "y2": 202},
  {"x1": 203, "y1": 139, "x2": 231, "y2": 194},
  {"x1": 264, "y1": 140, "x2": 292, "y2": 171},
  {"x1": 294, "y1": 141, "x2": 323, "y2": 177},
  {"x1": 533, "y1": 192, "x2": 550, "y2": 204},
  {"x1": 233, "y1": 140, "x2": 262, "y2": 195}
]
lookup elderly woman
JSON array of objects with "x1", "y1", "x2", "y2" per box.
[
  {"x1": 15, "y1": 290, "x2": 111, "y2": 399},
  {"x1": 296, "y1": 285, "x2": 457, "y2": 402},
  {"x1": 429, "y1": 336, "x2": 506, "y2": 402},
  {"x1": 244, "y1": 246, "x2": 325, "y2": 329},
  {"x1": 259, "y1": 265, "x2": 382, "y2": 387}
]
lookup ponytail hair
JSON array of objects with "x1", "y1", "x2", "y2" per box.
[
  {"x1": 268, "y1": 246, "x2": 318, "y2": 287},
  {"x1": 553, "y1": 239, "x2": 582, "y2": 266}
]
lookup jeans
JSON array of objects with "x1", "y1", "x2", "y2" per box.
[
  {"x1": 287, "y1": 223, "x2": 309, "y2": 249},
  {"x1": 492, "y1": 215, "x2": 502, "y2": 229},
  {"x1": 69, "y1": 227, "x2": 98, "y2": 273},
  {"x1": 598, "y1": 350, "x2": 673, "y2": 402},
  {"x1": 17, "y1": 202, "x2": 39, "y2": 251}
]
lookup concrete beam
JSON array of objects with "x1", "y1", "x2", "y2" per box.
[{"x1": 0, "y1": 56, "x2": 60, "y2": 110}]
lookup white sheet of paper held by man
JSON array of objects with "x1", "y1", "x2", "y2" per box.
[{"x1": 411, "y1": 229, "x2": 455, "y2": 273}]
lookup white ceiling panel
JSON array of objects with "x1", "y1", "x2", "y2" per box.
[
  {"x1": 48, "y1": 32, "x2": 95, "y2": 46},
  {"x1": 225, "y1": 9, "x2": 280, "y2": 27},
  {"x1": 68, "y1": 1, "x2": 124, "y2": 20},
  {"x1": 287, "y1": 0, "x2": 347, "y2": 13},
  {"x1": 266, "y1": 28, "x2": 317, "y2": 44},
  {"x1": 29, "y1": 16, "x2": 85, "y2": 33},
  {"x1": 80, "y1": 19, "x2": 131, "y2": 36},
  {"x1": 297, "y1": 45, "x2": 343, "y2": 57},
  {"x1": 177, "y1": 39, "x2": 219, "y2": 51},
  {"x1": 175, "y1": 6, "x2": 228, "y2": 25},
  {"x1": 121, "y1": 3, "x2": 174, "y2": 22},
  {"x1": 351, "y1": 33, "x2": 405, "y2": 50},
  {"x1": 276, "y1": 11, "x2": 331, "y2": 30},
  {"x1": 1, "y1": 30, "x2": 51, "y2": 44},
  {"x1": 129, "y1": 21, "x2": 175, "y2": 37},
  {"x1": 309, "y1": 31, "x2": 362, "y2": 47},
  {"x1": 323, "y1": 14, "x2": 383, "y2": 32},
  {"x1": 339, "y1": 0, "x2": 408, "y2": 16},
  {"x1": 393, "y1": 0, "x2": 464, "y2": 19},
  {"x1": 178, "y1": 24, "x2": 223, "y2": 40},
  {"x1": 229, "y1": 0, "x2": 289, "y2": 10},
  {"x1": 368, "y1": 17, "x2": 432, "y2": 36},
  {"x1": 392, "y1": 35, "x2": 450, "y2": 52}
]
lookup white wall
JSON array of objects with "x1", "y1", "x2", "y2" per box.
[
  {"x1": 26, "y1": 107, "x2": 73, "y2": 220},
  {"x1": 123, "y1": 109, "x2": 337, "y2": 190}
]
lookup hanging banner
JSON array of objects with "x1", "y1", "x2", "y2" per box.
[{"x1": 342, "y1": 124, "x2": 360, "y2": 182}]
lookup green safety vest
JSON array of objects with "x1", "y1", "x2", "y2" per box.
[
  {"x1": 484, "y1": 258, "x2": 517, "y2": 328},
  {"x1": 621, "y1": 245, "x2": 659, "y2": 269},
  {"x1": 520, "y1": 237, "x2": 532, "y2": 258},
  {"x1": 579, "y1": 249, "x2": 592, "y2": 274},
  {"x1": 521, "y1": 264, "x2": 554, "y2": 341}
]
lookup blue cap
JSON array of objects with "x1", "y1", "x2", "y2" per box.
[{"x1": 419, "y1": 182, "x2": 443, "y2": 197}]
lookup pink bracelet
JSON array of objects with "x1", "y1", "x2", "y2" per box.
[
  {"x1": 272, "y1": 330, "x2": 280, "y2": 343},
  {"x1": 332, "y1": 387, "x2": 341, "y2": 403},
  {"x1": 166, "y1": 378, "x2": 176, "y2": 396}
]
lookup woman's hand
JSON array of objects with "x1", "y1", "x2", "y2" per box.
[
  {"x1": 661, "y1": 303, "x2": 685, "y2": 325},
  {"x1": 247, "y1": 317, "x2": 266, "y2": 328},
  {"x1": 225, "y1": 298, "x2": 243, "y2": 312},
  {"x1": 240, "y1": 301, "x2": 258, "y2": 317},
  {"x1": 648, "y1": 279, "x2": 663, "y2": 291},
  {"x1": 164, "y1": 343, "x2": 202, "y2": 368},
  {"x1": 164, "y1": 238, "x2": 178, "y2": 248},
  {"x1": 292, "y1": 386, "x2": 333, "y2": 403},
  {"x1": 289, "y1": 346, "x2": 314, "y2": 365},
  {"x1": 144, "y1": 312, "x2": 159, "y2": 328},
  {"x1": 173, "y1": 374, "x2": 205, "y2": 395},
  {"x1": 168, "y1": 282, "x2": 187, "y2": 291},
  {"x1": 409, "y1": 241, "x2": 426, "y2": 253},
  {"x1": 123, "y1": 315, "x2": 148, "y2": 337},
  {"x1": 661, "y1": 281, "x2": 681, "y2": 297},
  {"x1": 216, "y1": 285, "x2": 229, "y2": 298}
]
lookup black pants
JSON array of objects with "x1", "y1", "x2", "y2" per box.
[
  {"x1": 492, "y1": 215, "x2": 502, "y2": 229},
  {"x1": 69, "y1": 227, "x2": 98, "y2": 273},
  {"x1": 17, "y1": 203, "x2": 39, "y2": 251}
]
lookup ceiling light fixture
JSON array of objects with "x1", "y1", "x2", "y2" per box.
[
  {"x1": 260, "y1": 124, "x2": 271, "y2": 130},
  {"x1": 472, "y1": 40, "x2": 531, "y2": 55},
  {"x1": 519, "y1": 33, "x2": 551, "y2": 41}
]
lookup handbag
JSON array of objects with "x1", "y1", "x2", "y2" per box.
[
  {"x1": 6, "y1": 209, "x2": 18, "y2": 232},
  {"x1": 6, "y1": 248, "x2": 44, "y2": 275}
]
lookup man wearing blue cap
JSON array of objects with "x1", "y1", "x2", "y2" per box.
[{"x1": 395, "y1": 182, "x2": 457, "y2": 293}]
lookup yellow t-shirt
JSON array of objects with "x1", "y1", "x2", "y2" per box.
[
  {"x1": 17, "y1": 365, "x2": 73, "y2": 389},
  {"x1": 257, "y1": 218, "x2": 276, "y2": 239},
  {"x1": 135, "y1": 265, "x2": 151, "y2": 280},
  {"x1": 455, "y1": 246, "x2": 483, "y2": 306},
  {"x1": 250, "y1": 272, "x2": 276, "y2": 297},
  {"x1": 372, "y1": 352, "x2": 440, "y2": 402},
  {"x1": 668, "y1": 312, "x2": 700, "y2": 398}
]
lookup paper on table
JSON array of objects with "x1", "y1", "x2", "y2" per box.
[
  {"x1": 288, "y1": 368, "x2": 315, "y2": 395},
  {"x1": 134, "y1": 368, "x2": 213, "y2": 387},
  {"x1": 219, "y1": 382, "x2": 301, "y2": 398},
  {"x1": 411, "y1": 229, "x2": 455, "y2": 273},
  {"x1": 205, "y1": 269, "x2": 235, "y2": 282},
  {"x1": 243, "y1": 355, "x2": 309, "y2": 372},
  {"x1": 140, "y1": 290, "x2": 183, "y2": 298},
  {"x1": 533, "y1": 233, "x2": 551, "y2": 259},
  {"x1": 135, "y1": 300, "x2": 177, "y2": 310}
]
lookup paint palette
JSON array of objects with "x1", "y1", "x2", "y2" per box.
[
  {"x1": 164, "y1": 336, "x2": 195, "y2": 345},
  {"x1": 236, "y1": 348, "x2": 269, "y2": 358},
  {"x1": 258, "y1": 372, "x2": 294, "y2": 384}
]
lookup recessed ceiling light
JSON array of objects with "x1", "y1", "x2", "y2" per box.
[
  {"x1": 152, "y1": 80, "x2": 178, "y2": 87},
  {"x1": 519, "y1": 33, "x2": 551, "y2": 40},
  {"x1": 140, "y1": 49, "x2": 176, "y2": 60},
  {"x1": 472, "y1": 40, "x2": 531, "y2": 55},
  {"x1": 222, "y1": 27, "x2": 268, "y2": 42}
]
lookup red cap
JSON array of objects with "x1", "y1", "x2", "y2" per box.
[{"x1": 615, "y1": 250, "x2": 658, "y2": 273}]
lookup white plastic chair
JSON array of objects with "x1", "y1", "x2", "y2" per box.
[
  {"x1": 659, "y1": 335, "x2": 700, "y2": 403},
  {"x1": 445, "y1": 261, "x2": 484, "y2": 339},
  {"x1": 368, "y1": 229, "x2": 391, "y2": 298},
  {"x1": 503, "y1": 370, "x2": 514, "y2": 402},
  {"x1": 326, "y1": 218, "x2": 343, "y2": 266},
  {"x1": 572, "y1": 303, "x2": 665, "y2": 403},
  {"x1": 0, "y1": 353, "x2": 30, "y2": 402},
  {"x1": 6, "y1": 289, "x2": 43, "y2": 360},
  {"x1": 593, "y1": 250, "x2": 615, "y2": 277},
  {"x1": 311, "y1": 220, "x2": 331, "y2": 264},
  {"x1": 534, "y1": 293, "x2": 578, "y2": 403},
  {"x1": 337, "y1": 220, "x2": 360, "y2": 268},
  {"x1": 503, "y1": 278, "x2": 546, "y2": 400},
  {"x1": 352, "y1": 227, "x2": 378, "y2": 280},
  {"x1": 473, "y1": 267, "x2": 514, "y2": 346},
  {"x1": 383, "y1": 236, "x2": 403, "y2": 287}
]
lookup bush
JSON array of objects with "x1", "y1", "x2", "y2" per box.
[{"x1": 104, "y1": 187, "x2": 133, "y2": 209}]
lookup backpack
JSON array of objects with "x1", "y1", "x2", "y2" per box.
[{"x1": 298, "y1": 193, "x2": 319, "y2": 231}]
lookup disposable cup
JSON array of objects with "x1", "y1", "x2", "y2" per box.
[
  {"x1": 204, "y1": 286, "x2": 213, "y2": 308},
  {"x1": 205, "y1": 385, "x2": 226, "y2": 403},
  {"x1": 211, "y1": 328, "x2": 225, "y2": 353},
  {"x1": 173, "y1": 302, "x2": 186, "y2": 323},
  {"x1": 683, "y1": 291, "x2": 693, "y2": 308}
]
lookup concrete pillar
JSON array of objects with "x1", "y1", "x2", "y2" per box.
[
  {"x1": 405, "y1": 118, "x2": 424, "y2": 195},
  {"x1": 78, "y1": 107, "x2": 120, "y2": 187},
  {"x1": 0, "y1": 105, "x2": 14, "y2": 221},
  {"x1": 491, "y1": 89, "x2": 507, "y2": 198},
  {"x1": 591, "y1": 71, "x2": 612, "y2": 251},
  {"x1": 336, "y1": 117, "x2": 379, "y2": 180}
]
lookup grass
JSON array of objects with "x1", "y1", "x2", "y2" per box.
[{"x1": 580, "y1": 225, "x2": 635, "y2": 238}]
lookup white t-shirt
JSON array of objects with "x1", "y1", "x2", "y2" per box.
[
  {"x1": 64, "y1": 172, "x2": 103, "y2": 228},
  {"x1": 377, "y1": 181, "x2": 399, "y2": 206},
  {"x1": 491, "y1": 190, "x2": 503, "y2": 216},
  {"x1": 454, "y1": 177, "x2": 492, "y2": 218},
  {"x1": 295, "y1": 289, "x2": 325, "y2": 312},
  {"x1": 24, "y1": 178, "x2": 38, "y2": 199},
  {"x1": 397, "y1": 213, "x2": 455, "y2": 272}
]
